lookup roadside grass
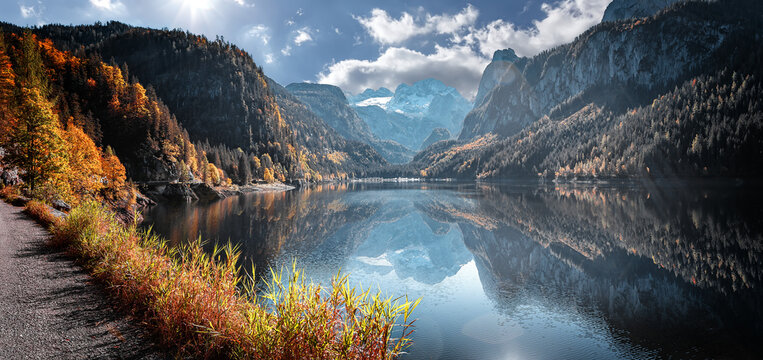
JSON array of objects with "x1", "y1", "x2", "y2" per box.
[
  {"x1": 49, "y1": 201, "x2": 419, "y2": 359},
  {"x1": 2, "y1": 187, "x2": 62, "y2": 229},
  {"x1": 0, "y1": 185, "x2": 17, "y2": 199},
  {"x1": 0, "y1": 185, "x2": 27, "y2": 206},
  {"x1": 23, "y1": 200, "x2": 62, "y2": 228}
]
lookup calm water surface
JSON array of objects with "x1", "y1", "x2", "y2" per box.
[{"x1": 142, "y1": 182, "x2": 763, "y2": 359}]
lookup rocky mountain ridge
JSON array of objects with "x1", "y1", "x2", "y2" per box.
[{"x1": 460, "y1": 0, "x2": 739, "y2": 140}]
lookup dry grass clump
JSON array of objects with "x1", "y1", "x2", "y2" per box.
[
  {"x1": 23, "y1": 200, "x2": 62, "y2": 228},
  {"x1": 53, "y1": 201, "x2": 419, "y2": 359},
  {"x1": 0, "y1": 185, "x2": 27, "y2": 205},
  {"x1": 0, "y1": 185, "x2": 17, "y2": 199}
]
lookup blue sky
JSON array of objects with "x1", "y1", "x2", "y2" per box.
[{"x1": 2, "y1": 0, "x2": 612, "y2": 99}]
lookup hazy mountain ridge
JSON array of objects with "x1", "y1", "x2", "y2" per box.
[
  {"x1": 420, "y1": 128, "x2": 452, "y2": 150},
  {"x1": 286, "y1": 83, "x2": 375, "y2": 144},
  {"x1": 286, "y1": 82, "x2": 413, "y2": 164},
  {"x1": 349, "y1": 79, "x2": 471, "y2": 150},
  {"x1": 266, "y1": 79, "x2": 387, "y2": 177}
]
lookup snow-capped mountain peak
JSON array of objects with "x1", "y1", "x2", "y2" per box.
[
  {"x1": 347, "y1": 78, "x2": 472, "y2": 150},
  {"x1": 387, "y1": 78, "x2": 463, "y2": 115}
]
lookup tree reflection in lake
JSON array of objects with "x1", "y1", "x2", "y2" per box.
[{"x1": 142, "y1": 182, "x2": 763, "y2": 359}]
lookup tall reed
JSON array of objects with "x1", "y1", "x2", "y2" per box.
[{"x1": 52, "y1": 201, "x2": 419, "y2": 359}]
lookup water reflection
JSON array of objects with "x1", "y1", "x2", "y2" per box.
[{"x1": 142, "y1": 182, "x2": 763, "y2": 359}]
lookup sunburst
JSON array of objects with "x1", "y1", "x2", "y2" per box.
[{"x1": 171, "y1": 0, "x2": 217, "y2": 26}]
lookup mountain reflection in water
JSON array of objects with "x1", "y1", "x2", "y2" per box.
[{"x1": 142, "y1": 182, "x2": 763, "y2": 359}]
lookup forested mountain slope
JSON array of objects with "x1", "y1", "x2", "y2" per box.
[
  {"x1": 602, "y1": 0, "x2": 685, "y2": 22},
  {"x1": 0, "y1": 30, "x2": 199, "y2": 185},
  {"x1": 416, "y1": 0, "x2": 763, "y2": 180},
  {"x1": 0, "y1": 21, "x2": 387, "y2": 180},
  {"x1": 267, "y1": 79, "x2": 387, "y2": 179}
]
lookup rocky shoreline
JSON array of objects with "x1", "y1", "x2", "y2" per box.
[{"x1": 139, "y1": 182, "x2": 295, "y2": 203}]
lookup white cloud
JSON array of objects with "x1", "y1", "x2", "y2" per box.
[
  {"x1": 354, "y1": 4, "x2": 479, "y2": 45},
  {"x1": 294, "y1": 27, "x2": 313, "y2": 46},
  {"x1": 323, "y1": 1, "x2": 611, "y2": 99},
  {"x1": 285, "y1": 19, "x2": 295, "y2": 26},
  {"x1": 264, "y1": 53, "x2": 275, "y2": 64},
  {"x1": 246, "y1": 24, "x2": 270, "y2": 45},
  {"x1": 89, "y1": 0, "x2": 126, "y2": 14},
  {"x1": 318, "y1": 45, "x2": 488, "y2": 99},
  {"x1": 281, "y1": 45, "x2": 292, "y2": 56},
  {"x1": 462, "y1": 0, "x2": 611, "y2": 57},
  {"x1": 428, "y1": 4, "x2": 479, "y2": 35},
  {"x1": 19, "y1": 4, "x2": 41, "y2": 18},
  {"x1": 334, "y1": 27, "x2": 342, "y2": 35},
  {"x1": 296, "y1": 8, "x2": 303, "y2": 16},
  {"x1": 354, "y1": 9, "x2": 428, "y2": 45}
]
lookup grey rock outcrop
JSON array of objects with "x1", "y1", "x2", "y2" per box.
[
  {"x1": 1, "y1": 168, "x2": 22, "y2": 186},
  {"x1": 161, "y1": 183, "x2": 198, "y2": 202},
  {"x1": 51, "y1": 199, "x2": 71, "y2": 212},
  {"x1": 190, "y1": 183, "x2": 225, "y2": 202},
  {"x1": 602, "y1": 0, "x2": 685, "y2": 22}
]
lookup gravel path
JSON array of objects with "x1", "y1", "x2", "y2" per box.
[{"x1": 0, "y1": 201, "x2": 165, "y2": 359}]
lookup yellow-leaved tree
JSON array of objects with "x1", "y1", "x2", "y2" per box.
[
  {"x1": 63, "y1": 124, "x2": 103, "y2": 200},
  {"x1": 6, "y1": 86, "x2": 68, "y2": 195},
  {"x1": 263, "y1": 167, "x2": 275, "y2": 183},
  {"x1": 100, "y1": 146, "x2": 126, "y2": 198},
  {"x1": 0, "y1": 31, "x2": 16, "y2": 139}
]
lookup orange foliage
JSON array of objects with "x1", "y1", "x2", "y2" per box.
[
  {"x1": 0, "y1": 41, "x2": 16, "y2": 138},
  {"x1": 101, "y1": 148, "x2": 126, "y2": 193},
  {"x1": 63, "y1": 124, "x2": 104, "y2": 199}
]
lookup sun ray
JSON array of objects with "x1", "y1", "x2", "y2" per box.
[{"x1": 168, "y1": 0, "x2": 218, "y2": 27}]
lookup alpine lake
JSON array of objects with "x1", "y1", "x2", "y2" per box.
[{"x1": 141, "y1": 181, "x2": 763, "y2": 359}]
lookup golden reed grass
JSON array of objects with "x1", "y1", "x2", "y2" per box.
[{"x1": 48, "y1": 201, "x2": 419, "y2": 359}]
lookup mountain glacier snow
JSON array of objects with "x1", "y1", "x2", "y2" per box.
[{"x1": 349, "y1": 78, "x2": 472, "y2": 150}]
